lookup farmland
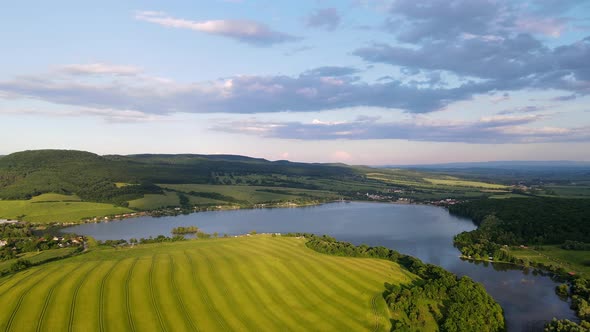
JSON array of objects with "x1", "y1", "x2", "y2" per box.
[
  {"x1": 0, "y1": 235, "x2": 414, "y2": 331},
  {"x1": 508, "y1": 246, "x2": 590, "y2": 278},
  {"x1": 160, "y1": 183, "x2": 339, "y2": 204},
  {"x1": 0, "y1": 196, "x2": 131, "y2": 223}
]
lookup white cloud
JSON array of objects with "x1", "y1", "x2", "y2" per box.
[
  {"x1": 59, "y1": 63, "x2": 143, "y2": 76},
  {"x1": 135, "y1": 11, "x2": 299, "y2": 46},
  {"x1": 212, "y1": 114, "x2": 590, "y2": 144}
]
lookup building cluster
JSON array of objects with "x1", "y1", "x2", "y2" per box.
[{"x1": 429, "y1": 198, "x2": 461, "y2": 206}]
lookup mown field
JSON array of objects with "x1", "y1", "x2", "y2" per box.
[
  {"x1": 0, "y1": 193, "x2": 132, "y2": 223},
  {"x1": 0, "y1": 236, "x2": 415, "y2": 331}
]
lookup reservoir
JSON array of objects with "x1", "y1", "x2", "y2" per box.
[{"x1": 63, "y1": 202, "x2": 576, "y2": 331}]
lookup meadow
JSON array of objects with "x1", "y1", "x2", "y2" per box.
[
  {"x1": 0, "y1": 193, "x2": 131, "y2": 223},
  {"x1": 160, "y1": 184, "x2": 339, "y2": 204},
  {"x1": 0, "y1": 235, "x2": 415, "y2": 331},
  {"x1": 508, "y1": 246, "x2": 590, "y2": 277}
]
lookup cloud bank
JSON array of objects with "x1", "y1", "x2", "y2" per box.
[{"x1": 213, "y1": 115, "x2": 590, "y2": 144}]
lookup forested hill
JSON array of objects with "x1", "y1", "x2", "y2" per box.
[
  {"x1": 449, "y1": 197, "x2": 590, "y2": 244},
  {"x1": 0, "y1": 150, "x2": 358, "y2": 204}
]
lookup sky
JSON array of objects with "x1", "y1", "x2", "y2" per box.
[{"x1": 1, "y1": 0, "x2": 589, "y2": 165}]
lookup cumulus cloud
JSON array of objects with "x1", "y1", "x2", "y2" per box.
[
  {"x1": 212, "y1": 115, "x2": 590, "y2": 144},
  {"x1": 351, "y1": 0, "x2": 590, "y2": 101},
  {"x1": 135, "y1": 11, "x2": 299, "y2": 46},
  {"x1": 0, "y1": 64, "x2": 496, "y2": 114},
  {"x1": 305, "y1": 8, "x2": 341, "y2": 30}
]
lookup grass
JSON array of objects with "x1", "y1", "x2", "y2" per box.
[
  {"x1": 544, "y1": 185, "x2": 590, "y2": 198},
  {"x1": 489, "y1": 193, "x2": 530, "y2": 199},
  {"x1": 0, "y1": 200, "x2": 132, "y2": 223},
  {"x1": 128, "y1": 190, "x2": 235, "y2": 210},
  {"x1": 0, "y1": 235, "x2": 416, "y2": 331},
  {"x1": 423, "y1": 178, "x2": 507, "y2": 189},
  {"x1": 509, "y1": 245, "x2": 590, "y2": 277},
  {"x1": 128, "y1": 191, "x2": 181, "y2": 210},
  {"x1": 29, "y1": 193, "x2": 81, "y2": 202},
  {"x1": 0, "y1": 248, "x2": 80, "y2": 273},
  {"x1": 159, "y1": 184, "x2": 339, "y2": 204}
]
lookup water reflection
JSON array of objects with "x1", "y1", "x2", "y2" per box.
[{"x1": 63, "y1": 202, "x2": 576, "y2": 331}]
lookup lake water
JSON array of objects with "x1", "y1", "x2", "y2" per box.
[{"x1": 63, "y1": 202, "x2": 577, "y2": 331}]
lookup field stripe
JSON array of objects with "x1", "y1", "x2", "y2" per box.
[
  {"x1": 201, "y1": 250, "x2": 257, "y2": 330},
  {"x1": 184, "y1": 251, "x2": 231, "y2": 331},
  {"x1": 213, "y1": 246, "x2": 287, "y2": 330},
  {"x1": 68, "y1": 261, "x2": 104, "y2": 332},
  {"x1": 240, "y1": 240, "x2": 369, "y2": 329},
  {"x1": 35, "y1": 264, "x2": 81, "y2": 332},
  {"x1": 99, "y1": 260, "x2": 121, "y2": 332},
  {"x1": 370, "y1": 294, "x2": 381, "y2": 332},
  {"x1": 243, "y1": 241, "x2": 368, "y2": 328},
  {"x1": 270, "y1": 239, "x2": 382, "y2": 294},
  {"x1": 125, "y1": 258, "x2": 139, "y2": 332},
  {"x1": 149, "y1": 255, "x2": 169, "y2": 332},
  {"x1": 255, "y1": 239, "x2": 384, "y2": 329},
  {"x1": 274, "y1": 240, "x2": 401, "y2": 329},
  {"x1": 207, "y1": 245, "x2": 290, "y2": 331},
  {"x1": 0, "y1": 267, "x2": 49, "y2": 299},
  {"x1": 266, "y1": 239, "x2": 377, "y2": 295},
  {"x1": 3, "y1": 265, "x2": 64, "y2": 332},
  {"x1": 168, "y1": 254, "x2": 199, "y2": 332}
]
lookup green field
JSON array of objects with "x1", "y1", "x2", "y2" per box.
[
  {"x1": 423, "y1": 178, "x2": 508, "y2": 189},
  {"x1": 128, "y1": 191, "x2": 182, "y2": 210},
  {"x1": 0, "y1": 199, "x2": 131, "y2": 223},
  {"x1": 29, "y1": 193, "x2": 82, "y2": 202},
  {"x1": 0, "y1": 236, "x2": 415, "y2": 331},
  {"x1": 544, "y1": 185, "x2": 590, "y2": 198},
  {"x1": 509, "y1": 246, "x2": 590, "y2": 277},
  {"x1": 160, "y1": 184, "x2": 339, "y2": 204},
  {"x1": 0, "y1": 248, "x2": 80, "y2": 274}
]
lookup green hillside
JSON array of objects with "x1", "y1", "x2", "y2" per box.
[
  {"x1": 0, "y1": 236, "x2": 413, "y2": 332},
  {"x1": 0, "y1": 150, "x2": 514, "y2": 223}
]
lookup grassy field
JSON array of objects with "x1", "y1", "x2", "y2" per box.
[
  {"x1": 160, "y1": 184, "x2": 339, "y2": 204},
  {"x1": 0, "y1": 199, "x2": 132, "y2": 223},
  {"x1": 0, "y1": 248, "x2": 80, "y2": 274},
  {"x1": 423, "y1": 178, "x2": 508, "y2": 189},
  {"x1": 128, "y1": 191, "x2": 181, "y2": 210},
  {"x1": 0, "y1": 235, "x2": 415, "y2": 331},
  {"x1": 129, "y1": 190, "x2": 229, "y2": 210},
  {"x1": 489, "y1": 193, "x2": 530, "y2": 199},
  {"x1": 544, "y1": 185, "x2": 590, "y2": 198},
  {"x1": 29, "y1": 193, "x2": 82, "y2": 202},
  {"x1": 509, "y1": 246, "x2": 590, "y2": 277}
]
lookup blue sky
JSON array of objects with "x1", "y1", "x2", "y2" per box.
[{"x1": 1, "y1": 0, "x2": 589, "y2": 164}]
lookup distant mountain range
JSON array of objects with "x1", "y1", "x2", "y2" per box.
[{"x1": 385, "y1": 161, "x2": 590, "y2": 169}]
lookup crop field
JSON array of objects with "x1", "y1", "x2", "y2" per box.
[
  {"x1": 159, "y1": 184, "x2": 339, "y2": 204},
  {"x1": 0, "y1": 199, "x2": 132, "y2": 223},
  {"x1": 0, "y1": 236, "x2": 414, "y2": 331},
  {"x1": 128, "y1": 191, "x2": 182, "y2": 210},
  {"x1": 129, "y1": 191, "x2": 228, "y2": 210},
  {"x1": 423, "y1": 178, "x2": 508, "y2": 189},
  {"x1": 509, "y1": 246, "x2": 590, "y2": 277}
]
